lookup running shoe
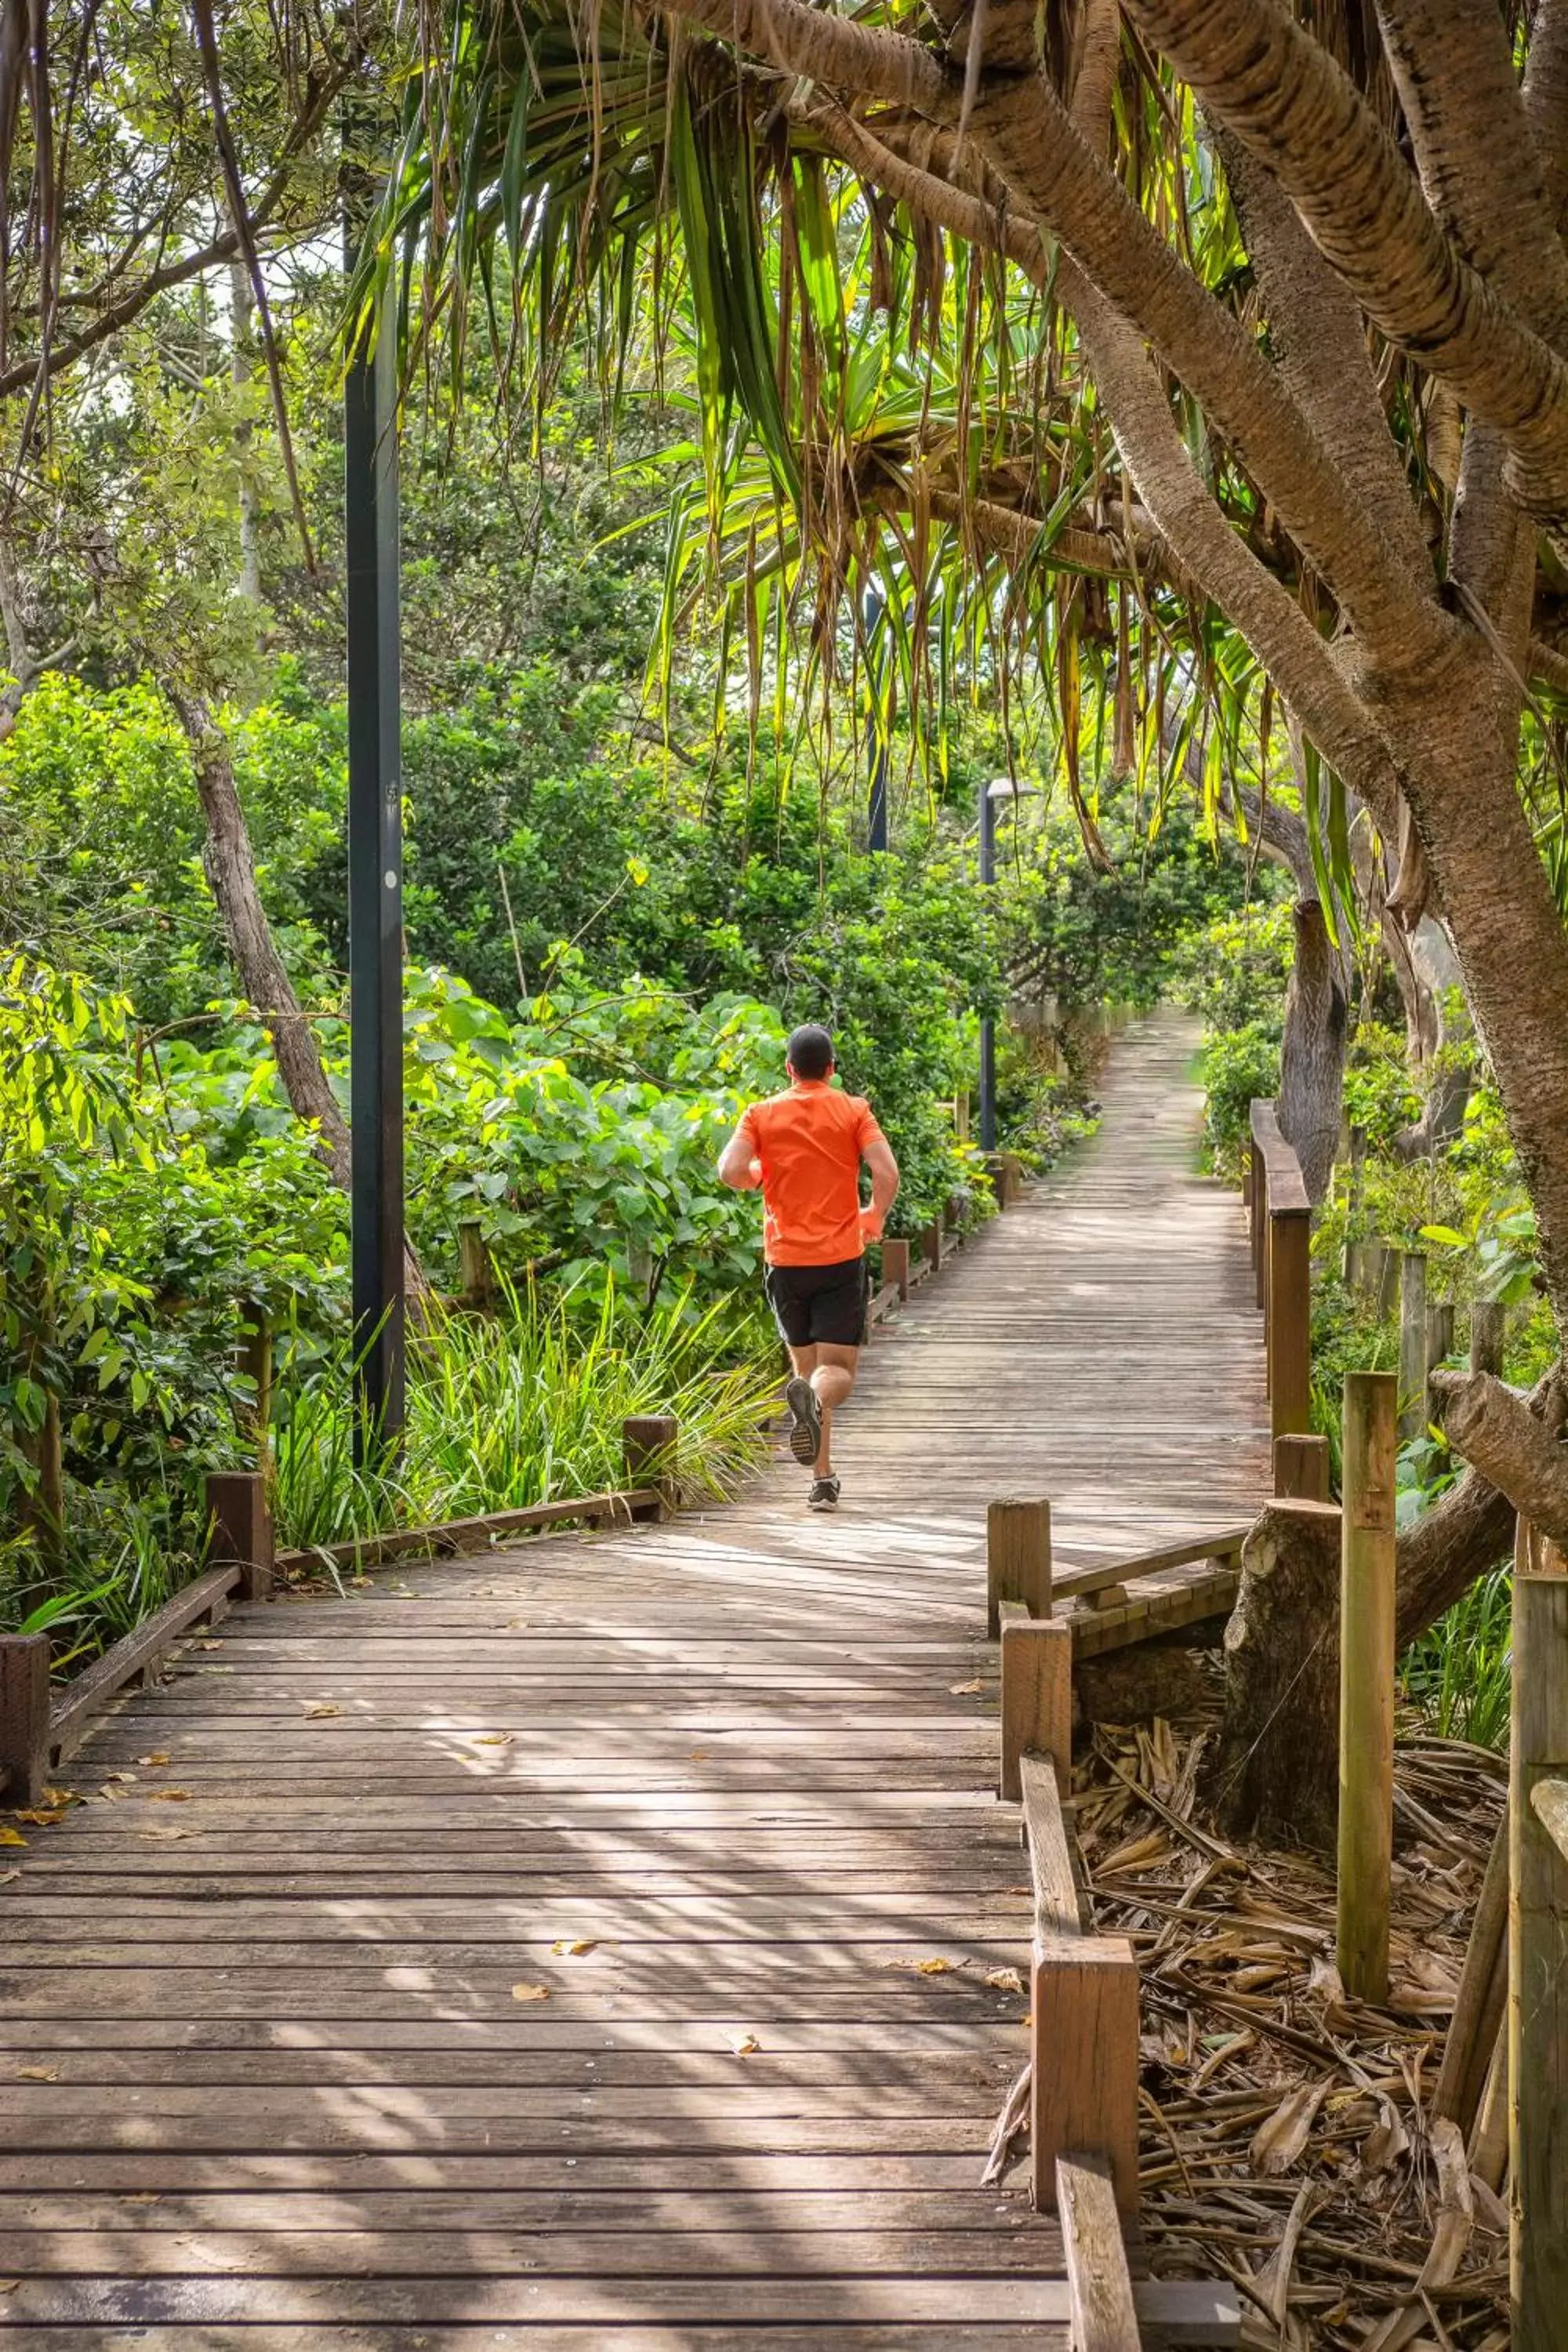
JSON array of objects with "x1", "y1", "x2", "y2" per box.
[
  {"x1": 785, "y1": 1377, "x2": 822, "y2": 1468},
  {"x1": 808, "y1": 1475, "x2": 840, "y2": 1512}
]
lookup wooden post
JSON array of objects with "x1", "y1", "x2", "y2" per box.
[
  {"x1": 1375, "y1": 1244, "x2": 1399, "y2": 1319},
  {"x1": 1398, "y1": 1250, "x2": 1428, "y2": 1444},
  {"x1": 1000, "y1": 1616, "x2": 1072, "y2": 1803},
  {"x1": 1471, "y1": 1299, "x2": 1506, "y2": 1377},
  {"x1": 1340, "y1": 1123, "x2": 1367, "y2": 1287},
  {"x1": 623, "y1": 1414, "x2": 679, "y2": 1517},
  {"x1": 1337, "y1": 1370, "x2": 1396, "y2": 2003},
  {"x1": 1268, "y1": 1209, "x2": 1312, "y2": 1441},
  {"x1": 1250, "y1": 1131, "x2": 1267, "y2": 1309},
  {"x1": 1511, "y1": 1566, "x2": 1568, "y2": 2346},
  {"x1": 1434, "y1": 1809, "x2": 1508, "y2": 2136},
  {"x1": 1274, "y1": 1432, "x2": 1330, "y2": 1502},
  {"x1": 920, "y1": 1218, "x2": 942, "y2": 1272},
  {"x1": 882, "y1": 1238, "x2": 911, "y2": 1302},
  {"x1": 205, "y1": 1470, "x2": 274, "y2": 1604},
  {"x1": 999, "y1": 1151, "x2": 1023, "y2": 1206},
  {"x1": 458, "y1": 1220, "x2": 492, "y2": 1310},
  {"x1": 953, "y1": 1089, "x2": 971, "y2": 1142},
  {"x1": 1031, "y1": 1936, "x2": 1141, "y2": 2214},
  {"x1": 1426, "y1": 1300, "x2": 1454, "y2": 1377},
  {"x1": 986, "y1": 1498, "x2": 1051, "y2": 1636},
  {"x1": 0, "y1": 1634, "x2": 51, "y2": 1806}
]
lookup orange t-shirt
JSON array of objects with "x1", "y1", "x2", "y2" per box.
[{"x1": 739, "y1": 1083, "x2": 886, "y2": 1267}]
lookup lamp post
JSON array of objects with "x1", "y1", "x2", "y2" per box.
[
  {"x1": 978, "y1": 776, "x2": 1034, "y2": 1154},
  {"x1": 344, "y1": 195, "x2": 405, "y2": 1458},
  {"x1": 865, "y1": 584, "x2": 889, "y2": 855}
]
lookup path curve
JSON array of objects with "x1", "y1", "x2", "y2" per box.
[{"x1": 0, "y1": 1009, "x2": 1268, "y2": 2346}]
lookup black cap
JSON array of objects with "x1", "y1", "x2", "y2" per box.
[{"x1": 786, "y1": 1023, "x2": 834, "y2": 1080}]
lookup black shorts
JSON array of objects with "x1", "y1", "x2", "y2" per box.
[{"x1": 764, "y1": 1256, "x2": 867, "y2": 1350}]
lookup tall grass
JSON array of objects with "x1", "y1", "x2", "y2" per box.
[
  {"x1": 1401, "y1": 1568, "x2": 1513, "y2": 1751},
  {"x1": 274, "y1": 1279, "x2": 782, "y2": 1550},
  {"x1": 3, "y1": 1281, "x2": 782, "y2": 1663}
]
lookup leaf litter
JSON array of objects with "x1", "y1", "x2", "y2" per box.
[{"x1": 995, "y1": 1711, "x2": 1508, "y2": 2349}]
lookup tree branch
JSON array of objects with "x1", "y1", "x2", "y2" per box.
[
  {"x1": 1124, "y1": 0, "x2": 1568, "y2": 539},
  {"x1": 1429, "y1": 1367, "x2": 1568, "y2": 1550}
]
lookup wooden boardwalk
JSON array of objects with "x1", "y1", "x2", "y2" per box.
[{"x1": 0, "y1": 1010, "x2": 1268, "y2": 2347}]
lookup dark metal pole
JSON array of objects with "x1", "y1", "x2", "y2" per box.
[
  {"x1": 864, "y1": 585, "x2": 889, "y2": 855},
  {"x1": 344, "y1": 264, "x2": 405, "y2": 1456},
  {"x1": 978, "y1": 779, "x2": 996, "y2": 1153}
]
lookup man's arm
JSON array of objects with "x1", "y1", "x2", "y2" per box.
[
  {"x1": 717, "y1": 1116, "x2": 763, "y2": 1192},
  {"x1": 859, "y1": 1135, "x2": 900, "y2": 1240}
]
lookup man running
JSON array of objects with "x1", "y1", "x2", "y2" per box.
[{"x1": 717, "y1": 1023, "x2": 900, "y2": 1512}]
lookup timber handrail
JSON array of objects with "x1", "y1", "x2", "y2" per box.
[
  {"x1": 1247, "y1": 1098, "x2": 1313, "y2": 1461},
  {"x1": 0, "y1": 1413, "x2": 681, "y2": 1807}
]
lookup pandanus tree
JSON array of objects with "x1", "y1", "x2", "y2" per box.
[{"x1": 363, "y1": 0, "x2": 1568, "y2": 1798}]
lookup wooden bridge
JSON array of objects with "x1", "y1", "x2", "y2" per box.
[{"x1": 0, "y1": 1009, "x2": 1269, "y2": 2347}]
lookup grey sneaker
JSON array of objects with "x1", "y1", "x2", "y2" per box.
[
  {"x1": 808, "y1": 1475, "x2": 841, "y2": 1512},
  {"x1": 785, "y1": 1377, "x2": 822, "y2": 1468}
]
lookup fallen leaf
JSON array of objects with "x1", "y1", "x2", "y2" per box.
[
  {"x1": 949, "y1": 1679, "x2": 984, "y2": 1695},
  {"x1": 1250, "y1": 2076, "x2": 1334, "y2": 2175},
  {"x1": 140, "y1": 1827, "x2": 191, "y2": 1842},
  {"x1": 44, "y1": 1788, "x2": 78, "y2": 1807},
  {"x1": 138, "y1": 1754, "x2": 171, "y2": 1768},
  {"x1": 12, "y1": 1809, "x2": 64, "y2": 1827},
  {"x1": 0, "y1": 1871, "x2": 19, "y2": 1886},
  {"x1": 147, "y1": 1789, "x2": 192, "y2": 1803},
  {"x1": 304, "y1": 1703, "x2": 341, "y2": 1719},
  {"x1": 96, "y1": 1784, "x2": 129, "y2": 1802},
  {"x1": 727, "y1": 2031, "x2": 760, "y2": 2055},
  {"x1": 551, "y1": 1938, "x2": 597, "y2": 1957},
  {"x1": 0, "y1": 1829, "x2": 26, "y2": 1848},
  {"x1": 510, "y1": 1982, "x2": 551, "y2": 2003},
  {"x1": 474, "y1": 1733, "x2": 512, "y2": 1747},
  {"x1": 985, "y1": 1967, "x2": 1024, "y2": 1994},
  {"x1": 123, "y1": 2193, "x2": 161, "y2": 2205},
  {"x1": 0, "y1": 2281, "x2": 18, "y2": 2295},
  {"x1": 916, "y1": 1956, "x2": 957, "y2": 1976},
  {"x1": 1359, "y1": 2095, "x2": 1410, "y2": 2176},
  {"x1": 688, "y1": 1750, "x2": 708, "y2": 1762},
  {"x1": 16, "y1": 2067, "x2": 58, "y2": 2082}
]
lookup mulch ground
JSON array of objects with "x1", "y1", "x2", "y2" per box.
[{"x1": 1073, "y1": 1704, "x2": 1508, "y2": 2351}]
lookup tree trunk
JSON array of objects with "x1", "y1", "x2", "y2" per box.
[
  {"x1": 173, "y1": 691, "x2": 354, "y2": 1186},
  {"x1": 1276, "y1": 898, "x2": 1348, "y2": 1207},
  {"x1": 1214, "y1": 1498, "x2": 1342, "y2": 1850},
  {"x1": 170, "y1": 692, "x2": 430, "y2": 1307}
]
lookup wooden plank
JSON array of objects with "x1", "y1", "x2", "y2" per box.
[
  {"x1": 1030, "y1": 1936, "x2": 1141, "y2": 2216},
  {"x1": 1512, "y1": 1570, "x2": 1568, "y2": 2345},
  {"x1": 1248, "y1": 1098, "x2": 1309, "y2": 1213},
  {"x1": 985, "y1": 1496, "x2": 1051, "y2": 1633},
  {"x1": 1052, "y1": 1527, "x2": 1247, "y2": 1603},
  {"x1": 0, "y1": 2275, "x2": 1241, "y2": 2334},
  {"x1": 1433, "y1": 1807, "x2": 1508, "y2": 2134},
  {"x1": 0, "y1": 1632, "x2": 51, "y2": 1806},
  {"x1": 1018, "y1": 1751, "x2": 1087, "y2": 1936},
  {"x1": 1338, "y1": 1370, "x2": 1396, "y2": 2005},
  {"x1": 1056, "y1": 2151, "x2": 1141, "y2": 2351},
  {"x1": 1000, "y1": 1617, "x2": 1072, "y2": 1803},
  {"x1": 47, "y1": 1566, "x2": 241, "y2": 1762},
  {"x1": 273, "y1": 1490, "x2": 663, "y2": 1577}
]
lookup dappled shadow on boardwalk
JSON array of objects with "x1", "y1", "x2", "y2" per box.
[{"x1": 0, "y1": 1010, "x2": 1265, "y2": 2345}]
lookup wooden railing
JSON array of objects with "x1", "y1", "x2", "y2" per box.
[
  {"x1": 0, "y1": 1415, "x2": 674, "y2": 1807},
  {"x1": 987, "y1": 1507, "x2": 1241, "y2": 2347},
  {"x1": 1247, "y1": 1099, "x2": 1313, "y2": 1459}
]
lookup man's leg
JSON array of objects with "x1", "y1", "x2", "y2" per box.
[{"x1": 808, "y1": 1343, "x2": 858, "y2": 1476}]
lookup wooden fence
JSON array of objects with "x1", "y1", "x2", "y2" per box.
[
  {"x1": 0, "y1": 1417, "x2": 673, "y2": 1807},
  {"x1": 987, "y1": 1505, "x2": 1241, "y2": 2347},
  {"x1": 1247, "y1": 1099, "x2": 1313, "y2": 1454}
]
